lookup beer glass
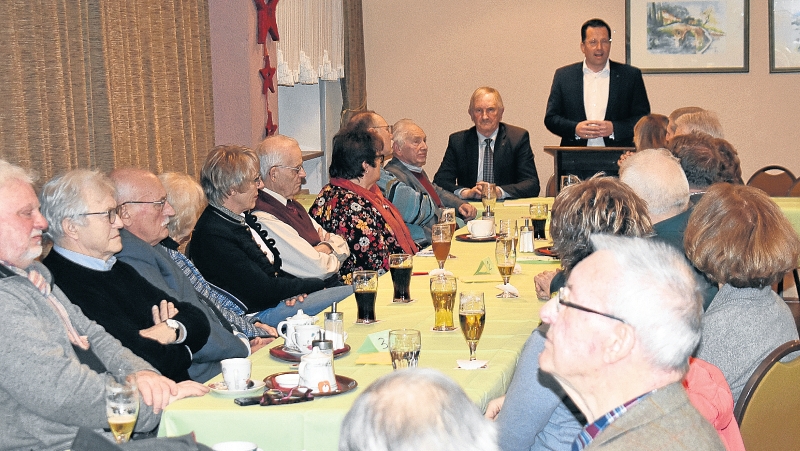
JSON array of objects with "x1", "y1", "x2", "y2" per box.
[
  {"x1": 440, "y1": 208, "x2": 457, "y2": 235},
  {"x1": 529, "y1": 203, "x2": 549, "y2": 240},
  {"x1": 105, "y1": 372, "x2": 140, "y2": 444},
  {"x1": 430, "y1": 275, "x2": 457, "y2": 331},
  {"x1": 389, "y1": 253, "x2": 414, "y2": 303},
  {"x1": 481, "y1": 182, "x2": 497, "y2": 214},
  {"x1": 498, "y1": 219, "x2": 518, "y2": 250},
  {"x1": 459, "y1": 292, "x2": 486, "y2": 361},
  {"x1": 389, "y1": 329, "x2": 421, "y2": 370},
  {"x1": 352, "y1": 270, "x2": 379, "y2": 323},
  {"x1": 495, "y1": 236, "x2": 517, "y2": 298},
  {"x1": 431, "y1": 223, "x2": 452, "y2": 270}
]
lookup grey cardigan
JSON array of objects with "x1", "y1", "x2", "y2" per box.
[{"x1": 0, "y1": 262, "x2": 159, "y2": 451}]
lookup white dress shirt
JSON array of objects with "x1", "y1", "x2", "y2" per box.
[{"x1": 583, "y1": 59, "x2": 611, "y2": 147}]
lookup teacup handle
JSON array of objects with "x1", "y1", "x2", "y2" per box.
[{"x1": 277, "y1": 321, "x2": 289, "y2": 340}]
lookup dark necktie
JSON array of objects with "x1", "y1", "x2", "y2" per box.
[{"x1": 483, "y1": 138, "x2": 494, "y2": 183}]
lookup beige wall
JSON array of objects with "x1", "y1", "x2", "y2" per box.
[{"x1": 363, "y1": 1, "x2": 800, "y2": 193}]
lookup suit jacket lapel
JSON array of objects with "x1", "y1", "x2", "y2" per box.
[
  {"x1": 605, "y1": 61, "x2": 619, "y2": 121},
  {"x1": 493, "y1": 124, "x2": 509, "y2": 179},
  {"x1": 466, "y1": 127, "x2": 480, "y2": 184}
]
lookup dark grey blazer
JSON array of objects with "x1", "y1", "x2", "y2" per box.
[
  {"x1": 116, "y1": 229, "x2": 249, "y2": 383},
  {"x1": 433, "y1": 122, "x2": 540, "y2": 199},
  {"x1": 544, "y1": 60, "x2": 650, "y2": 147}
]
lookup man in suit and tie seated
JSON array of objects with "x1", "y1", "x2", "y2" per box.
[
  {"x1": 544, "y1": 18, "x2": 650, "y2": 148},
  {"x1": 252, "y1": 134, "x2": 351, "y2": 280},
  {"x1": 433, "y1": 87, "x2": 540, "y2": 200},
  {"x1": 384, "y1": 119, "x2": 477, "y2": 245},
  {"x1": 538, "y1": 235, "x2": 724, "y2": 451}
]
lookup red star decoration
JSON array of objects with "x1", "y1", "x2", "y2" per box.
[
  {"x1": 266, "y1": 110, "x2": 278, "y2": 136},
  {"x1": 259, "y1": 55, "x2": 276, "y2": 94},
  {"x1": 254, "y1": 0, "x2": 280, "y2": 44}
]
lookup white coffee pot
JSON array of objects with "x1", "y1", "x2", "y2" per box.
[{"x1": 277, "y1": 309, "x2": 317, "y2": 351}]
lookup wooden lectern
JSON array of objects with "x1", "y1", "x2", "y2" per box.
[{"x1": 544, "y1": 146, "x2": 634, "y2": 195}]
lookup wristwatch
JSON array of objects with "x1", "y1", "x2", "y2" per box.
[{"x1": 165, "y1": 319, "x2": 180, "y2": 341}]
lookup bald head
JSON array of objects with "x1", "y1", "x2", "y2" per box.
[{"x1": 110, "y1": 168, "x2": 176, "y2": 245}]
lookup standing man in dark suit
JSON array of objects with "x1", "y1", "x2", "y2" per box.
[
  {"x1": 385, "y1": 119, "x2": 477, "y2": 245},
  {"x1": 433, "y1": 87, "x2": 540, "y2": 199},
  {"x1": 544, "y1": 18, "x2": 650, "y2": 148}
]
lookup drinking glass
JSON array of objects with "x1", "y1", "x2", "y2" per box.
[
  {"x1": 498, "y1": 219, "x2": 518, "y2": 250},
  {"x1": 440, "y1": 207, "x2": 457, "y2": 236},
  {"x1": 389, "y1": 253, "x2": 414, "y2": 303},
  {"x1": 481, "y1": 182, "x2": 497, "y2": 214},
  {"x1": 431, "y1": 223, "x2": 452, "y2": 270},
  {"x1": 495, "y1": 236, "x2": 517, "y2": 298},
  {"x1": 430, "y1": 275, "x2": 457, "y2": 331},
  {"x1": 459, "y1": 292, "x2": 486, "y2": 361},
  {"x1": 352, "y1": 270, "x2": 379, "y2": 323},
  {"x1": 529, "y1": 203, "x2": 549, "y2": 240},
  {"x1": 389, "y1": 329, "x2": 421, "y2": 369},
  {"x1": 105, "y1": 372, "x2": 140, "y2": 444}
]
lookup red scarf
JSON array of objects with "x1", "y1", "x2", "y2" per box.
[{"x1": 330, "y1": 178, "x2": 419, "y2": 255}]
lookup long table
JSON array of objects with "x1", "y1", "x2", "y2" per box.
[{"x1": 158, "y1": 199, "x2": 558, "y2": 450}]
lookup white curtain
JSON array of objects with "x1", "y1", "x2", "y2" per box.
[{"x1": 276, "y1": 0, "x2": 344, "y2": 86}]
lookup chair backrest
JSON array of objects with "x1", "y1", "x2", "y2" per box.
[
  {"x1": 788, "y1": 178, "x2": 800, "y2": 197},
  {"x1": 746, "y1": 165, "x2": 796, "y2": 197},
  {"x1": 734, "y1": 340, "x2": 800, "y2": 451},
  {"x1": 545, "y1": 175, "x2": 557, "y2": 197}
]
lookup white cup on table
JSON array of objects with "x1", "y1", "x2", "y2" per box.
[{"x1": 220, "y1": 358, "x2": 251, "y2": 391}]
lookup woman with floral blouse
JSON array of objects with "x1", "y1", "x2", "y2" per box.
[{"x1": 310, "y1": 126, "x2": 418, "y2": 283}]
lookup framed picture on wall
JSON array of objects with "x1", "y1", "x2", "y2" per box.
[
  {"x1": 770, "y1": 0, "x2": 800, "y2": 72},
  {"x1": 625, "y1": 1, "x2": 749, "y2": 73}
]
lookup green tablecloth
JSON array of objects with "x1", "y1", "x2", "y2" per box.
[{"x1": 158, "y1": 199, "x2": 558, "y2": 450}]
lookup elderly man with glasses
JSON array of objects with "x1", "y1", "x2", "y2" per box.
[
  {"x1": 252, "y1": 134, "x2": 351, "y2": 280},
  {"x1": 41, "y1": 170, "x2": 211, "y2": 382},
  {"x1": 537, "y1": 235, "x2": 724, "y2": 451},
  {"x1": 111, "y1": 167, "x2": 251, "y2": 383}
]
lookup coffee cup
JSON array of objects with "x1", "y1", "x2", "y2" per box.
[
  {"x1": 277, "y1": 309, "x2": 316, "y2": 351},
  {"x1": 220, "y1": 358, "x2": 251, "y2": 391},
  {"x1": 292, "y1": 324, "x2": 322, "y2": 354},
  {"x1": 467, "y1": 218, "x2": 494, "y2": 238}
]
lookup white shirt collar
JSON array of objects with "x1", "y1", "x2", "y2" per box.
[
  {"x1": 261, "y1": 187, "x2": 288, "y2": 206},
  {"x1": 582, "y1": 59, "x2": 611, "y2": 76},
  {"x1": 476, "y1": 127, "x2": 499, "y2": 143}
]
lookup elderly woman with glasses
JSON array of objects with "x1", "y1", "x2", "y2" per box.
[
  {"x1": 41, "y1": 169, "x2": 211, "y2": 382},
  {"x1": 685, "y1": 183, "x2": 800, "y2": 401},
  {"x1": 188, "y1": 145, "x2": 352, "y2": 326},
  {"x1": 310, "y1": 126, "x2": 418, "y2": 283}
]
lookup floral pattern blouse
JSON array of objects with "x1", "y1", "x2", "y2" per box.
[{"x1": 309, "y1": 184, "x2": 406, "y2": 283}]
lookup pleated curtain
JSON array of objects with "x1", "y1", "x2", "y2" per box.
[{"x1": 0, "y1": 0, "x2": 215, "y2": 182}]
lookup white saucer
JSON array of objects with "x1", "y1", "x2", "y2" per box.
[{"x1": 208, "y1": 380, "x2": 266, "y2": 397}]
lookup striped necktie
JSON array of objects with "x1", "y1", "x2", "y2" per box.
[{"x1": 483, "y1": 138, "x2": 494, "y2": 183}]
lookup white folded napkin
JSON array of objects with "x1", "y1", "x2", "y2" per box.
[
  {"x1": 457, "y1": 359, "x2": 489, "y2": 369},
  {"x1": 416, "y1": 248, "x2": 435, "y2": 257},
  {"x1": 429, "y1": 268, "x2": 454, "y2": 277},
  {"x1": 495, "y1": 283, "x2": 520, "y2": 296},
  {"x1": 513, "y1": 263, "x2": 522, "y2": 274}
]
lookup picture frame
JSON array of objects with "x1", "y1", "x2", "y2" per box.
[
  {"x1": 770, "y1": 0, "x2": 800, "y2": 72},
  {"x1": 626, "y1": 1, "x2": 749, "y2": 73}
]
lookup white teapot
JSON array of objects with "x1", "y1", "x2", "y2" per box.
[
  {"x1": 277, "y1": 309, "x2": 317, "y2": 351},
  {"x1": 299, "y1": 344, "x2": 338, "y2": 394}
]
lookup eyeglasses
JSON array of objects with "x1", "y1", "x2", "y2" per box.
[
  {"x1": 272, "y1": 164, "x2": 304, "y2": 174},
  {"x1": 584, "y1": 38, "x2": 612, "y2": 47},
  {"x1": 375, "y1": 154, "x2": 385, "y2": 165},
  {"x1": 555, "y1": 287, "x2": 627, "y2": 324},
  {"x1": 370, "y1": 125, "x2": 393, "y2": 134},
  {"x1": 80, "y1": 207, "x2": 120, "y2": 224},
  {"x1": 119, "y1": 197, "x2": 168, "y2": 211}
]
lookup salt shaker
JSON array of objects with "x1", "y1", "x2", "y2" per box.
[
  {"x1": 519, "y1": 217, "x2": 535, "y2": 253},
  {"x1": 324, "y1": 311, "x2": 345, "y2": 350}
]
